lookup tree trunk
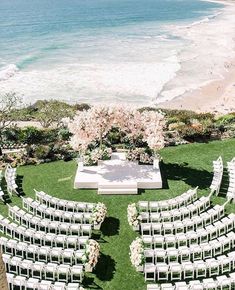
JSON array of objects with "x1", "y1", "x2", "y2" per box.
[
  {"x1": 99, "y1": 132, "x2": 103, "y2": 148},
  {"x1": 0, "y1": 252, "x2": 8, "y2": 290}
]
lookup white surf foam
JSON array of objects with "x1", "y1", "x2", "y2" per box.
[
  {"x1": 0, "y1": 64, "x2": 19, "y2": 81},
  {"x1": 0, "y1": 53, "x2": 181, "y2": 105}
]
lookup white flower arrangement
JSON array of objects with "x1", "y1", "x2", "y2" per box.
[
  {"x1": 84, "y1": 147, "x2": 112, "y2": 166},
  {"x1": 91, "y1": 202, "x2": 107, "y2": 226},
  {"x1": 82, "y1": 239, "x2": 100, "y2": 270},
  {"x1": 139, "y1": 152, "x2": 154, "y2": 164},
  {"x1": 127, "y1": 203, "x2": 140, "y2": 228},
  {"x1": 126, "y1": 148, "x2": 154, "y2": 165},
  {"x1": 129, "y1": 237, "x2": 145, "y2": 269}
]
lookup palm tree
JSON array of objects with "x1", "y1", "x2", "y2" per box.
[{"x1": 0, "y1": 252, "x2": 8, "y2": 290}]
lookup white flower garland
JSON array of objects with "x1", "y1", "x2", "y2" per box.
[
  {"x1": 91, "y1": 202, "x2": 107, "y2": 225},
  {"x1": 130, "y1": 238, "x2": 145, "y2": 269},
  {"x1": 127, "y1": 203, "x2": 140, "y2": 228},
  {"x1": 82, "y1": 239, "x2": 100, "y2": 269}
]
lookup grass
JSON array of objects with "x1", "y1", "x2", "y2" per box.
[{"x1": 1, "y1": 138, "x2": 235, "y2": 290}]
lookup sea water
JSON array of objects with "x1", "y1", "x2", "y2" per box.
[{"x1": 0, "y1": 0, "x2": 233, "y2": 105}]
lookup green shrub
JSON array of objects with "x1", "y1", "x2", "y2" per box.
[
  {"x1": 20, "y1": 127, "x2": 44, "y2": 144},
  {"x1": 215, "y1": 114, "x2": 235, "y2": 126},
  {"x1": 34, "y1": 145, "x2": 51, "y2": 160},
  {"x1": 73, "y1": 103, "x2": 91, "y2": 111},
  {"x1": 42, "y1": 129, "x2": 58, "y2": 143},
  {"x1": 58, "y1": 128, "x2": 72, "y2": 141},
  {"x1": 2, "y1": 128, "x2": 21, "y2": 142}
]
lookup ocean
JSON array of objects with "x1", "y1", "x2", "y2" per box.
[{"x1": 0, "y1": 0, "x2": 233, "y2": 105}]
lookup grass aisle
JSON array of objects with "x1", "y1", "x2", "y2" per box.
[{"x1": 1, "y1": 139, "x2": 235, "y2": 289}]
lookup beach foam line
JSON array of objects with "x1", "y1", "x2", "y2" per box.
[{"x1": 0, "y1": 64, "x2": 19, "y2": 81}]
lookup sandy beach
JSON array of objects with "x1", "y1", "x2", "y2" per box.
[
  {"x1": 159, "y1": 57, "x2": 235, "y2": 113},
  {"x1": 158, "y1": 0, "x2": 235, "y2": 114}
]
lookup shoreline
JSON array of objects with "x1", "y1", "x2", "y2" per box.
[
  {"x1": 158, "y1": 57, "x2": 235, "y2": 113},
  {"x1": 158, "y1": 0, "x2": 235, "y2": 113}
]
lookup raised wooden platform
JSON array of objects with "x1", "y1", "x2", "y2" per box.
[{"x1": 74, "y1": 153, "x2": 162, "y2": 194}]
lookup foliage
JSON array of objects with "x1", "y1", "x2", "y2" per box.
[
  {"x1": 58, "y1": 128, "x2": 72, "y2": 141},
  {"x1": 19, "y1": 127, "x2": 45, "y2": 145},
  {"x1": 34, "y1": 145, "x2": 51, "y2": 160},
  {"x1": 215, "y1": 113, "x2": 235, "y2": 126},
  {"x1": 34, "y1": 99, "x2": 75, "y2": 128},
  {"x1": 73, "y1": 103, "x2": 91, "y2": 111},
  {"x1": 0, "y1": 93, "x2": 22, "y2": 133}
]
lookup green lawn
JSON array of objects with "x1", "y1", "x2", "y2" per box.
[{"x1": 1, "y1": 138, "x2": 235, "y2": 290}]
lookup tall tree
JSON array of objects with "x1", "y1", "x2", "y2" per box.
[
  {"x1": 0, "y1": 92, "x2": 22, "y2": 155},
  {"x1": 35, "y1": 100, "x2": 75, "y2": 128},
  {"x1": 0, "y1": 92, "x2": 22, "y2": 132}
]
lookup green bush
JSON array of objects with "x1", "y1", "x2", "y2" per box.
[
  {"x1": 73, "y1": 103, "x2": 91, "y2": 111},
  {"x1": 215, "y1": 113, "x2": 235, "y2": 126},
  {"x1": 19, "y1": 127, "x2": 44, "y2": 144},
  {"x1": 58, "y1": 128, "x2": 72, "y2": 141},
  {"x1": 2, "y1": 128, "x2": 21, "y2": 142},
  {"x1": 34, "y1": 145, "x2": 51, "y2": 160},
  {"x1": 42, "y1": 129, "x2": 58, "y2": 143}
]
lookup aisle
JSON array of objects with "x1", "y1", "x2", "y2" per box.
[{"x1": 87, "y1": 198, "x2": 146, "y2": 290}]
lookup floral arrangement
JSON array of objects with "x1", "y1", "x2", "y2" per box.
[
  {"x1": 84, "y1": 147, "x2": 112, "y2": 166},
  {"x1": 126, "y1": 148, "x2": 143, "y2": 162},
  {"x1": 126, "y1": 148, "x2": 154, "y2": 165},
  {"x1": 82, "y1": 239, "x2": 100, "y2": 269},
  {"x1": 130, "y1": 237, "x2": 145, "y2": 269},
  {"x1": 127, "y1": 203, "x2": 140, "y2": 228},
  {"x1": 139, "y1": 152, "x2": 154, "y2": 164},
  {"x1": 91, "y1": 202, "x2": 107, "y2": 226}
]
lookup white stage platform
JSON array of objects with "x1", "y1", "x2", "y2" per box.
[{"x1": 74, "y1": 153, "x2": 162, "y2": 194}]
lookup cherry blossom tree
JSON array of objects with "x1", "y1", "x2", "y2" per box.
[
  {"x1": 89, "y1": 106, "x2": 114, "y2": 147},
  {"x1": 68, "y1": 110, "x2": 96, "y2": 155},
  {"x1": 68, "y1": 105, "x2": 114, "y2": 153},
  {"x1": 124, "y1": 109, "x2": 144, "y2": 146},
  {"x1": 68, "y1": 105, "x2": 165, "y2": 157},
  {"x1": 142, "y1": 110, "x2": 165, "y2": 155}
]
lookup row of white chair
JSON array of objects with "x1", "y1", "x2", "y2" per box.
[
  {"x1": 138, "y1": 157, "x2": 222, "y2": 216},
  {"x1": 3, "y1": 254, "x2": 84, "y2": 283},
  {"x1": 210, "y1": 156, "x2": 223, "y2": 196},
  {"x1": 4, "y1": 164, "x2": 19, "y2": 196},
  {"x1": 138, "y1": 188, "x2": 198, "y2": 213},
  {"x1": 147, "y1": 273, "x2": 235, "y2": 290},
  {"x1": 8, "y1": 205, "x2": 92, "y2": 236},
  {"x1": 0, "y1": 169, "x2": 5, "y2": 202},
  {"x1": 227, "y1": 158, "x2": 235, "y2": 201},
  {"x1": 140, "y1": 205, "x2": 226, "y2": 236},
  {"x1": 144, "y1": 232, "x2": 235, "y2": 264},
  {"x1": 139, "y1": 196, "x2": 211, "y2": 223},
  {"x1": 144, "y1": 252, "x2": 235, "y2": 282},
  {"x1": 22, "y1": 197, "x2": 92, "y2": 224},
  {"x1": 142, "y1": 214, "x2": 235, "y2": 249},
  {"x1": 7, "y1": 273, "x2": 81, "y2": 290},
  {"x1": 35, "y1": 189, "x2": 95, "y2": 212},
  {"x1": 0, "y1": 237, "x2": 85, "y2": 266},
  {"x1": 0, "y1": 216, "x2": 88, "y2": 249}
]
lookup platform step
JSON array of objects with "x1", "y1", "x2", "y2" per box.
[
  {"x1": 98, "y1": 188, "x2": 138, "y2": 195},
  {"x1": 99, "y1": 182, "x2": 137, "y2": 189},
  {"x1": 111, "y1": 152, "x2": 126, "y2": 161}
]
